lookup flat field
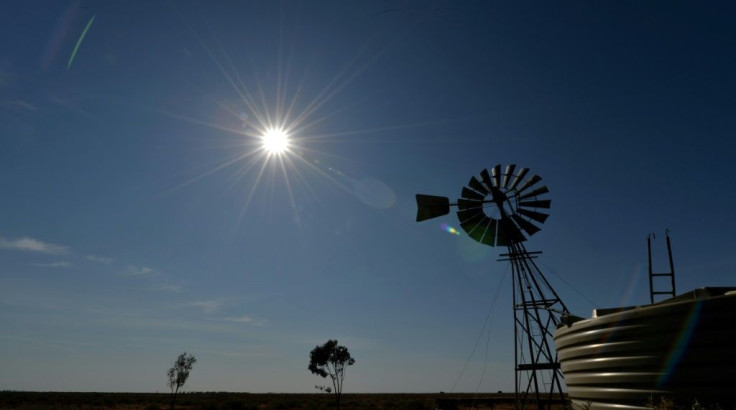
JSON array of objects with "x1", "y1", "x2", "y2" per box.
[{"x1": 0, "y1": 391, "x2": 548, "y2": 410}]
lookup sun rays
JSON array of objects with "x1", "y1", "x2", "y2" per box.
[
  {"x1": 157, "y1": 42, "x2": 361, "y2": 227},
  {"x1": 153, "y1": 7, "x2": 413, "y2": 230}
]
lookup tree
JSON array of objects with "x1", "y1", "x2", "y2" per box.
[
  {"x1": 167, "y1": 352, "x2": 196, "y2": 410},
  {"x1": 308, "y1": 339, "x2": 355, "y2": 410}
]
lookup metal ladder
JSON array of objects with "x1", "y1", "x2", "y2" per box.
[{"x1": 647, "y1": 230, "x2": 676, "y2": 304}]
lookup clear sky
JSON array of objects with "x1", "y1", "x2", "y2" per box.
[{"x1": 1, "y1": 0, "x2": 735, "y2": 394}]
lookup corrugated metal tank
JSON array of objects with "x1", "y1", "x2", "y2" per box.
[{"x1": 554, "y1": 288, "x2": 736, "y2": 410}]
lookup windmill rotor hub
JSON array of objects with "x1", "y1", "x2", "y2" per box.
[{"x1": 490, "y1": 186, "x2": 509, "y2": 205}]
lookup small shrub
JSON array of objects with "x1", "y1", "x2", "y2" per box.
[
  {"x1": 647, "y1": 395, "x2": 676, "y2": 410},
  {"x1": 570, "y1": 400, "x2": 591, "y2": 410}
]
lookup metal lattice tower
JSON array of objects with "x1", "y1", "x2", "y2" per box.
[{"x1": 416, "y1": 164, "x2": 569, "y2": 409}]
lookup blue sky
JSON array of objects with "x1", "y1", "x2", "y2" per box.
[{"x1": 1, "y1": 0, "x2": 735, "y2": 393}]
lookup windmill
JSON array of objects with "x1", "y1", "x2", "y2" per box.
[{"x1": 416, "y1": 164, "x2": 569, "y2": 409}]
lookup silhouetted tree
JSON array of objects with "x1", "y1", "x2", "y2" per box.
[
  {"x1": 308, "y1": 339, "x2": 355, "y2": 409},
  {"x1": 167, "y1": 352, "x2": 196, "y2": 410}
]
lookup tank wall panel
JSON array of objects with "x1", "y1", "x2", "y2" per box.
[{"x1": 554, "y1": 293, "x2": 736, "y2": 409}]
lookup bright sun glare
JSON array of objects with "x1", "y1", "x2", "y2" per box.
[{"x1": 261, "y1": 128, "x2": 289, "y2": 155}]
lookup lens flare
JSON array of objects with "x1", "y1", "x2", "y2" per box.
[
  {"x1": 67, "y1": 14, "x2": 96, "y2": 70},
  {"x1": 441, "y1": 222, "x2": 461, "y2": 236}
]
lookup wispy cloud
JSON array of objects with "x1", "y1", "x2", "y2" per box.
[
  {"x1": 86, "y1": 255, "x2": 113, "y2": 264},
  {"x1": 48, "y1": 94, "x2": 99, "y2": 121},
  {"x1": 181, "y1": 297, "x2": 257, "y2": 314},
  {"x1": 31, "y1": 261, "x2": 71, "y2": 268},
  {"x1": 0, "y1": 99, "x2": 37, "y2": 112},
  {"x1": 147, "y1": 284, "x2": 182, "y2": 293},
  {"x1": 0, "y1": 335, "x2": 82, "y2": 354},
  {"x1": 184, "y1": 300, "x2": 224, "y2": 313},
  {"x1": 123, "y1": 264, "x2": 183, "y2": 293},
  {"x1": 0, "y1": 236, "x2": 69, "y2": 254},
  {"x1": 208, "y1": 316, "x2": 266, "y2": 326},
  {"x1": 125, "y1": 265, "x2": 154, "y2": 276}
]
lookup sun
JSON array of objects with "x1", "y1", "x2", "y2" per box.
[{"x1": 261, "y1": 128, "x2": 290, "y2": 155}]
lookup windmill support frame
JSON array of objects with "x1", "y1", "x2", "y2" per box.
[
  {"x1": 503, "y1": 243, "x2": 568, "y2": 409},
  {"x1": 416, "y1": 163, "x2": 570, "y2": 410}
]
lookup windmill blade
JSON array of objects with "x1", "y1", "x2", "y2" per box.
[
  {"x1": 480, "y1": 168, "x2": 494, "y2": 191},
  {"x1": 458, "y1": 198, "x2": 483, "y2": 211},
  {"x1": 459, "y1": 212, "x2": 489, "y2": 240},
  {"x1": 497, "y1": 216, "x2": 525, "y2": 245},
  {"x1": 508, "y1": 167, "x2": 529, "y2": 190},
  {"x1": 457, "y1": 209, "x2": 481, "y2": 224},
  {"x1": 480, "y1": 169, "x2": 507, "y2": 204},
  {"x1": 461, "y1": 187, "x2": 485, "y2": 201},
  {"x1": 509, "y1": 218, "x2": 527, "y2": 242},
  {"x1": 517, "y1": 174, "x2": 542, "y2": 194},
  {"x1": 512, "y1": 214, "x2": 541, "y2": 236},
  {"x1": 519, "y1": 199, "x2": 551, "y2": 209},
  {"x1": 466, "y1": 226, "x2": 487, "y2": 243},
  {"x1": 502, "y1": 164, "x2": 516, "y2": 188},
  {"x1": 415, "y1": 194, "x2": 450, "y2": 222},
  {"x1": 517, "y1": 208, "x2": 549, "y2": 223},
  {"x1": 496, "y1": 229, "x2": 514, "y2": 246},
  {"x1": 468, "y1": 176, "x2": 488, "y2": 196},
  {"x1": 518, "y1": 185, "x2": 549, "y2": 200},
  {"x1": 491, "y1": 164, "x2": 501, "y2": 188},
  {"x1": 480, "y1": 219, "x2": 499, "y2": 246},
  {"x1": 458, "y1": 210, "x2": 484, "y2": 225},
  {"x1": 457, "y1": 200, "x2": 485, "y2": 222}
]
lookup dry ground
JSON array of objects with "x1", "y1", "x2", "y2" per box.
[{"x1": 0, "y1": 392, "x2": 557, "y2": 410}]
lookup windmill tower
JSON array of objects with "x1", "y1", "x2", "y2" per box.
[{"x1": 416, "y1": 164, "x2": 569, "y2": 409}]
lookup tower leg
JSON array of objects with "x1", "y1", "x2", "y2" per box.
[{"x1": 503, "y1": 243, "x2": 569, "y2": 410}]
